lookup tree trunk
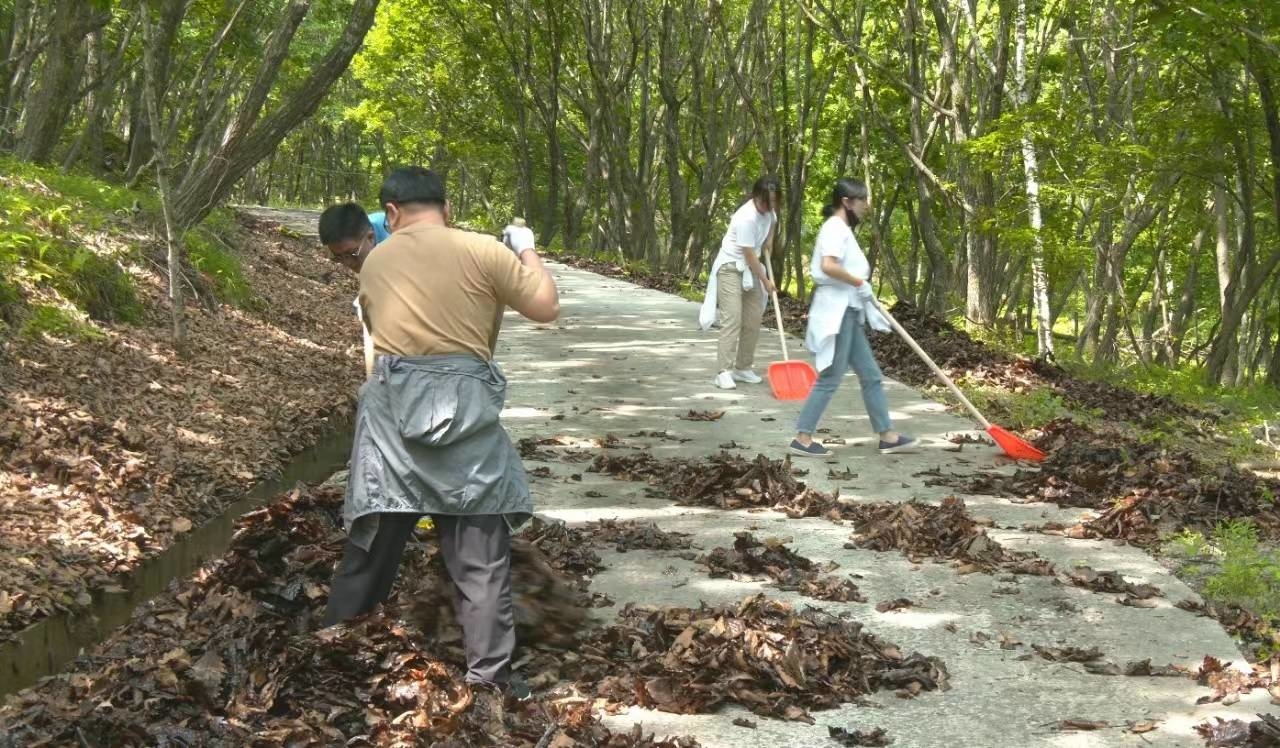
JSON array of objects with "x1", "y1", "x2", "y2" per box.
[
  {"x1": 170, "y1": 0, "x2": 380, "y2": 229},
  {"x1": 1, "y1": 0, "x2": 38, "y2": 148},
  {"x1": 14, "y1": 2, "x2": 109, "y2": 163},
  {"x1": 1015, "y1": 0, "x2": 1052, "y2": 359},
  {"x1": 140, "y1": 5, "x2": 186, "y2": 350}
]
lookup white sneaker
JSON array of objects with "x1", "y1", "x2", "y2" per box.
[
  {"x1": 732, "y1": 369, "x2": 763, "y2": 384},
  {"x1": 714, "y1": 370, "x2": 737, "y2": 389}
]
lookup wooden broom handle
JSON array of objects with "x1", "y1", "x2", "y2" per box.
[
  {"x1": 865, "y1": 297, "x2": 993, "y2": 430},
  {"x1": 763, "y1": 246, "x2": 789, "y2": 361}
]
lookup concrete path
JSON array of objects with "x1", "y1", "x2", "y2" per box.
[
  {"x1": 236, "y1": 207, "x2": 1260, "y2": 746},
  {"x1": 493, "y1": 262, "x2": 1265, "y2": 748}
]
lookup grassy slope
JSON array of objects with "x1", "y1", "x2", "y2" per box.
[{"x1": 0, "y1": 159, "x2": 363, "y2": 636}]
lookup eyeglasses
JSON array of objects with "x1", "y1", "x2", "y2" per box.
[{"x1": 329, "y1": 235, "x2": 370, "y2": 263}]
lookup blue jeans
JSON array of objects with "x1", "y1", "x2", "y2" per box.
[{"x1": 796, "y1": 307, "x2": 892, "y2": 436}]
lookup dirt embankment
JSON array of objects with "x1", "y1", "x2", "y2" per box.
[{"x1": 0, "y1": 212, "x2": 362, "y2": 638}]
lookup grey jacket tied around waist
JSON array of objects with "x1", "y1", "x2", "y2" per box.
[{"x1": 344, "y1": 354, "x2": 531, "y2": 550}]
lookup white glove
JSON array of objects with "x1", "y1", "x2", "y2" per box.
[
  {"x1": 855, "y1": 281, "x2": 875, "y2": 303},
  {"x1": 864, "y1": 303, "x2": 891, "y2": 333}
]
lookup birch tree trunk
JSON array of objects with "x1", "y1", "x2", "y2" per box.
[
  {"x1": 140, "y1": 5, "x2": 186, "y2": 351},
  {"x1": 1015, "y1": 0, "x2": 1053, "y2": 359}
]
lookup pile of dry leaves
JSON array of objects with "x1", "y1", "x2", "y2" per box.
[
  {"x1": 702, "y1": 533, "x2": 865, "y2": 602},
  {"x1": 938, "y1": 421, "x2": 1280, "y2": 544},
  {"x1": 591, "y1": 451, "x2": 843, "y2": 518},
  {"x1": 1196, "y1": 714, "x2": 1280, "y2": 747},
  {"x1": 568, "y1": 594, "x2": 948, "y2": 723},
  {"x1": 411, "y1": 518, "x2": 599, "y2": 653},
  {"x1": 582, "y1": 518, "x2": 695, "y2": 553},
  {"x1": 1193, "y1": 657, "x2": 1280, "y2": 746},
  {"x1": 844, "y1": 497, "x2": 1053, "y2": 577},
  {"x1": 0, "y1": 484, "x2": 693, "y2": 747},
  {"x1": 0, "y1": 213, "x2": 363, "y2": 637}
]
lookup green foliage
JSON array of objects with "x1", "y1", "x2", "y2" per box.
[
  {"x1": 184, "y1": 227, "x2": 255, "y2": 309},
  {"x1": 21, "y1": 304, "x2": 105, "y2": 342},
  {"x1": 0, "y1": 279, "x2": 23, "y2": 329},
  {"x1": 1, "y1": 156, "x2": 150, "y2": 324},
  {"x1": 57, "y1": 249, "x2": 143, "y2": 323},
  {"x1": 963, "y1": 384, "x2": 1094, "y2": 431},
  {"x1": 1201, "y1": 520, "x2": 1280, "y2": 620},
  {"x1": 1166, "y1": 528, "x2": 1211, "y2": 560},
  {"x1": 1061, "y1": 357, "x2": 1280, "y2": 457}
]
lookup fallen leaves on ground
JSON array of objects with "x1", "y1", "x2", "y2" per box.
[
  {"x1": 591, "y1": 452, "x2": 841, "y2": 517},
  {"x1": 1127, "y1": 719, "x2": 1161, "y2": 734},
  {"x1": 828, "y1": 725, "x2": 893, "y2": 746},
  {"x1": 701, "y1": 533, "x2": 865, "y2": 602},
  {"x1": 566, "y1": 594, "x2": 948, "y2": 723},
  {"x1": 0, "y1": 484, "x2": 696, "y2": 747},
  {"x1": 519, "y1": 434, "x2": 626, "y2": 462},
  {"x1": 936, "y1": 421, "x2": 1280, "y2": 544},
  {"x1": 1033, "y1": 644, "x2": 1104, "y2": 663},
  {"x1": 678, "y1": 409, "x2": 725, "y2": 422},
  {"x1": 592, "y1": 454, "x2": 1059, "y2": 586},
  {"x1": 844, "y1": 497, "x2": 1053, "y2": 576},
  {"x1": 1195, "y1": 714, "x2": 1280, "y2": 746},
  {"x1": 0, "y1": 213, "x2": 362, "y2": 638},
  {"x1": 1054, "y1": 720, "x2": 1109, "y2": 731},
  {"x1": 582, "y1": 518, "x2": 695, "y2": 553},
  {"x1": 1196, "y1": 656, "x2": 1273, "y2": 706},
  {"x1": 1063, "y1": 566, "x2": 1162, "y2": 600}
]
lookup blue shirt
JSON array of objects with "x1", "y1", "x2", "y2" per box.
[{"x1": 369, "y1": 211, "x2": 391, "y2": 244}]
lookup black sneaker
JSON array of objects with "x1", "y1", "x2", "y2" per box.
[
  {"x1": 789, "y1": 439, "x2": 833, "y2": 457},
  {"x1": 878, "y1": 435, "x2": 917, "y2": 454},
  {"x1": 503, "y1": 674, "x2": 532, "y2": 704}
]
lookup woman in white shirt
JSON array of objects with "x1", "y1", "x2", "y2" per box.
[
  {"x1": 698, "y1": 176, "x2": 779, "y2": 389},
  {"x1": 790, "y1": 178, "x2": 915, "y2": 457}
]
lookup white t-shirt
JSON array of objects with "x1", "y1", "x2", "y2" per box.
[
  {"x1": 810, "y1": 216, "x2": 871, "y2": 307},
  {"x1": 718, "y1": 201, "x2": 776, "y2": 261},
  {"x1": 502, "y1": 224, "x2": 536, "y2": 253}
]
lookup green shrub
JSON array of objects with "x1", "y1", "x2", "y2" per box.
[
  {"x1": 185, "y1": 228, "x2": 255, "y2": 309},
  {"x1": 963, "y1": 385, "x2": 1091, "y2": 430},
  {"x1": 21, "y1": 304, "x2": 104, "y2": 342},
  {"x1": 0, "y1": 278, "x2": 22, "y2": 329},
  {"x1": 1, "y1": 157, "x2": 150, "y2": 323},
  {"x1": 1202, "y1": 520, "x2": 1280, "y2": 620},
  {"x1": 57, "y1": 249, "x2": 142, "y2": 323}
]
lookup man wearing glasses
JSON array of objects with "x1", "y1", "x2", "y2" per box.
[
  {"x1": 319, "y1": 202, "x2": 391, "y2": 272},
  {"x1": 319, "y1": 202, "x2": 395, "y2": 375}
]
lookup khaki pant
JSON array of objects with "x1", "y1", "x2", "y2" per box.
[{"x1": 716, "y1": 264, "x2": 765, "y2": 372}]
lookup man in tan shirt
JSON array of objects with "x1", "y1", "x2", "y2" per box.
[{"x1": 327, "y1": 167, "x2": 558, "y2": 723}]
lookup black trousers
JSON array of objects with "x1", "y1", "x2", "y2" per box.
[{"x1": 324, "y1": 512, "x2": 515, "y2": 686}]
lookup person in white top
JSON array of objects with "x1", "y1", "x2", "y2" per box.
[
  {"x1": 698, "y1": 176, "x2": 779, "y2": 389},
  {"x1": 501, "y1": 217, "x2": 536, "y2": 255},
  {"x1": 789, "y1": 178, "x2": 915, "y2": 457}
]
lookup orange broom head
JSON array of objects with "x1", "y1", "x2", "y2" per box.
[
  {"x1": 987, "y1": 425, "x2": 1046, "y2": 461},
  {"x1": 768, "y1": 360, "x2": 817, "y2": 401}
]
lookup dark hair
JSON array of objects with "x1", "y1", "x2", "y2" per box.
[
  {"x1": 379, "y1": 166, "x2": 447, "y2": 210},
  {"x1": 821, "y1": 178, "x2": 869, "y2": 225},
  {"x1": 318, "y1": 202, "x2": 372, "y2": 244},
  {"x1": 751, "y1": 175, "x2": 780, "y2": 201}
]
